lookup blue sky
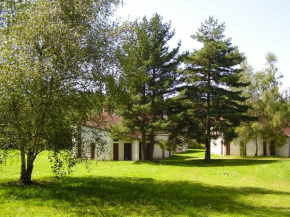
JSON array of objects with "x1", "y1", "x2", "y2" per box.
[{"x1": 116, "y1": 0, "x2": 290, "y2": 91}]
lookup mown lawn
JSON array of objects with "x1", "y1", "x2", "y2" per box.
[{"x1": 0, "y1": 149, "x2": 290, "y2": 216}]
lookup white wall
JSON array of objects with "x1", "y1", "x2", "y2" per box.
[
  {"x1": 165, "y1": 149, "x2": 170, "y2": 158},
  {"x1": 276, "y1": 138, "x2": 290, "y2": 157},
  {"x1": 212, "y1": 137, "x2": 264, "y2": 156},
  {"x1": 246, "y1": 138, "x2": 264, "y2": 156},
  {"x1": 77, "y1": 127, "x2": 188, "y2": 161},
  {"x1": 156, "y1": 134, "x2": 168, "y2": 141},
  {"x1": 174, "y1": 144, "x2": 188, "y2": 153},
  {"x1": 153, "y1": 145, "x2": 164, "y2": 159},
  {"x1": 230, "y1": 141, "x2": 240, "y2": 156},
  {"x1": 245, "y1": 140, "x2": 256, "y2": 156},
  {"x1": 112, "y1": 139, "x2": 139, "y2": 161},
  {"x1": 211, "y1": 136, "x2": 290, "y2": 157},
  {"x1": 154, "y1": 134, "x2": 172, "y2": 159},
  {"x1": 211, "y1": 137, "x2": 223, "y2": 155},
  {"x1": 79, "y1": 126, "x2": 112, "y2": 161},
  {"x1": 231, "y1": 137, "x2": 265, "y2": 156}
]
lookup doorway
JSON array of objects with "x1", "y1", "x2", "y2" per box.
[
  {"x1": 124, "y1": 143, "x2": 132, "y2": 160},
  {"x1": 226, "y1": 144, "x2": 230, "y2": 155},
  {"x1": 139, "y1": 143, "x2": 142, "y2": 160},
  {"x1": 90, "y1": 143, "x2": 95, "y2": 160},
  {"x1": 263, "y1": 141, "x2": 267, "y2": 156},
  {"x1": 113, "y1": 143, "x2": 119, "y2": 161}
]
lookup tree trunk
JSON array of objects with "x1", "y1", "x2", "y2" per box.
[
  {"x1": 148, "y1": 68, "x2": 156, "y2": 162},
  {"x1": 147, "y1": 131, "x2": 155, "y2": 161},
  {"x1": 255, "y1": 138, "x2": 258, "y2": 156},
  {"x1": 141, "y1": 131, "x2": 147, "y2": 160},
  {"x1": 205, "y1": 68, "x2": 211, "y2": 161},
  {"x1": 20, "y1": 149, "x2": 35, "y2": 184},
  {"x1": 205, "y1": 137, "x2": 211, "y2": 161},
  {"x1": 20, "y1": 144, "x2": 26, "y2": 181},
  {"x1": 76, "y1": 125, "x2": 82, "y2": 159},
  {"x1": 205, "y1": 98, "x2": 211, "y2": 161}
]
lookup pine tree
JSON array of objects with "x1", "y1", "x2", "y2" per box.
[
  {"x1": 183, "y1": 17, "x2": 249, "y2": 160},
  {"x1": 117, "y1": 14, "x2": 182, "y2": 160}
]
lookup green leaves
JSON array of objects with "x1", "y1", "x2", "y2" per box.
[
  {"x1": 116, "y1": 14, "x2": 183, "y2": 160},
  {"x1": 236, "y1": 52, "x2": 290, "y2": 152},
  {"x1": 0, "y1": 0, "x2": 120, "y2": 182},
  {"x1": 181, "y1": 17, "x2": 248, "y2": 159}
]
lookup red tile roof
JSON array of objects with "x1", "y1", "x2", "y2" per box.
[
  {"x1": 81, "y1": 112, "x2": 147, "y2": 139},
  {"x1": 83, "y1": 112, "x2": 122, "y2": 131},
  {"x1": 283, "y1": 127, "x2": 290, "y2": 136}
]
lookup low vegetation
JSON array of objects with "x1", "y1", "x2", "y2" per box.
[{"x1": 1, "y1": 149, "x2": 290, "y2": 216}]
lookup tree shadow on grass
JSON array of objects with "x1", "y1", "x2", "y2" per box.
[
  {"x1": 0, "y1": 176, "x2": 289, "y2": 217},
  {"x1": 178, "y1": 149, "x2": 204, "y2": 154},
  {"x1": 135, "y1": 149, "x2": 282, "y2": 167},
  {"x1": 158, "y1": 158, "x2": 281, "y2": 167},
  {"x1": 135, "y1": 156, "x2": 280, "y2": 167}
]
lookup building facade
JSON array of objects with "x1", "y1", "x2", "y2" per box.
[
  {"x1": 74, "y1": 113, "x2": 186, "y2": 161},
  {"x1": 211, "y1": 129, "x2": 290, "y2": 157}
]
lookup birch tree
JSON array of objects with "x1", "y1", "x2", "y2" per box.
[
  {"x1": 0, "y1": 0, "x2": 120, "y2": 184},
  {"x1": 237, "y1": 53, "x2": 290, "y2": 156}
]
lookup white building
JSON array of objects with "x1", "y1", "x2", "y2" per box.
[
  {"x1": 211, "y1": 128, "x2": 290, "y2": 157},
  {"x1": 74, "y1": 112, "x2": 187, "y2": 161}
]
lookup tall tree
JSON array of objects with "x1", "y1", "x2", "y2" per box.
[
  {"x1": 237, "y1": 53, "x2": 290, "y2": 156},
  {"x1": 235, "y1": 62, "x2": 262, "y2": 156},
  {"x1": 117, "y1": 14, "x2": 182, "y2": 161},
  {"x1": 0, "y1": 0, "x2": 120, "y2": 184},
  {"x1": 260, "y1": 53, "x2": 290, "y2": 148},
  {"x1": 183, "y1": 17, "x2": 249, "y2": 160}
]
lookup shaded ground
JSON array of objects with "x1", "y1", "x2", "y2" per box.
[
  {"x1": 0, "y1": 149, "x2": 290, "y2": 216},
  {"x1": 1, "y1": 176, "x2": 290, "y2": 217},
  {"x1": 135, "y1": 150, "x2": 281, "y2": 167}
]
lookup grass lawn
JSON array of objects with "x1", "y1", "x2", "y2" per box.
[{"x1": 0, "y1": 149, "x2": 290, "y2": 216}]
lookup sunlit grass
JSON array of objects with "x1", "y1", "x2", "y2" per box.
[{"x1": 0, "y1": 149, "x2": 290, "y2": 216}]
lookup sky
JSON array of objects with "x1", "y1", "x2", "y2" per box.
[{"x1": 116, "y1": 0, "x2": 290, "y2": 91}]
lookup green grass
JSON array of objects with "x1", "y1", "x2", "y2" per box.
[{"x1": 1, "y1": 149, "x2": 290, "y2": 216}]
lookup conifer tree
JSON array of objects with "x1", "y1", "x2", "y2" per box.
[
  {"x1": 183, "y1": 17, "x2": 249, "y2": 160},
  {"x1": 117, "y1": 14, "x2": 182, "y2": 160}
]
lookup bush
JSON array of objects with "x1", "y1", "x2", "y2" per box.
[{"x1": 187, "y1": 140, "x2": 205, "y2": 149}]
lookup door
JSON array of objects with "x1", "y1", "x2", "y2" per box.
[
  {"x1": 113, "y1": 143, "x2": 119, "y2": 161},
  {"x1": 263, "y1": 141, "x2": 267, "y2": 156},
  {"x1": 124, "y1": 143, "x2": 132, "y2": 160},
  {"x1": 91, "y1": 143, "x2": 95, "y2": 160},
  {"x1": 139, "y1": 143, "x2": 142, "y2": 160},
  {"x1": 226, "y1": 144, "x2": 230, "y2": 155},
  {"x1": 288, "y1": 138, "x2": 290, "y2": 156},
  {"x1": 77, "y1": 142, "x2": 82, "y2": 159}
]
